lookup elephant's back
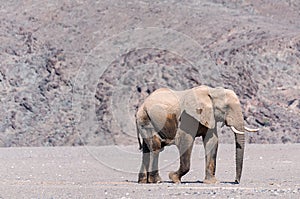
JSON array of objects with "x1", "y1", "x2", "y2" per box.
[
  {"x1": 144, "y1": 88, "x2": 180, "y2": 114},
  {"x1": 146, "y1": 88, "x2": 177, "y2": 103}
]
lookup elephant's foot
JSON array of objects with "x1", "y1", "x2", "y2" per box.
[
  {"x1": 148, "y1": 173, "x2": 162, "y2": 183},
  {"x1": 203, "y1": 176, "x2": 218, "y2": 184},
  {"x1": 138, "y1": 173, "x2": 148, "y2": 184},
  {"x1": 138, "y1": 172, "x2": 162, "y2": 183},
  {"x1": 169, "y1": 171, "x2": 181, "y2": 183}
]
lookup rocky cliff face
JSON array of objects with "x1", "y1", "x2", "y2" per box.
[{"x1": 0, "y1": 0, "x2": 299, "y2": 146}]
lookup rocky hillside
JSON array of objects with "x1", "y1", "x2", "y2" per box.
[{"x1": 0, "y1": 0, "x2": 299, "y2": 146}]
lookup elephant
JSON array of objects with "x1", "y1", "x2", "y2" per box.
[{"x1": 136, "y1": 85, "x2": 259, "y2": 184}]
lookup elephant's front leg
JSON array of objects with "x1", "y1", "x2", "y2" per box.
[
  {"x1": 169, "y1": 131, "x2": 194, "y2": 183},
  {"x1": 202, "y1": 128, "x2": 218, "y2": 184}
]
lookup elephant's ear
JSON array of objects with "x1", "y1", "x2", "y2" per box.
[{"x1": 181, "y1": 86, "x2": 215, "y2": 129}]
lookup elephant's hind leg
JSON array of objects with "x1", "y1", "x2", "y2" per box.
[
  {"x1": 138, "y1": 140, "x2": 150, "y2": 183},
  {"x1": 138, "y1": 139, "x2": 162, "y2": 183},
  {"x1": 148, "y1": 152, "x2": 162, "y2": 183},
  {"x1": 169, "y1": 131, "x2": 194, "y2": 183}
]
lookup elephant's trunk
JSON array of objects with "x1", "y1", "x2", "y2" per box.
[{"x1": 234, "y1": 132, "x2": 245, "y2": 184}]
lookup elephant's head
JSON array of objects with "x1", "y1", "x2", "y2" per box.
[{"x1": 180, "y1": 85, "x2": 245, "y2": 183}]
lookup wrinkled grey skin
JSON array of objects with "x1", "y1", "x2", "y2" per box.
[{"x1": 136, "y1": 85, "x2": 258, "y2": 184}]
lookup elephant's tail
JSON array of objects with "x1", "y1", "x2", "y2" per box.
[{"x1": 136, "y1": 118, "x2": 143, "y2": 151}]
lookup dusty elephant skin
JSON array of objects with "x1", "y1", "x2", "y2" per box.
[{"x1": 136, "y1": 85, "x2": 258, "y2": 184}]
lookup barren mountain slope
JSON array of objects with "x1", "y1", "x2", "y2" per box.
[{"x1": 0, "y1": 0, "x2": 299, "y2": 146}]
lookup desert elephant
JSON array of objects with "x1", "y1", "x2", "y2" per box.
[{"x1": 136, "y1": 85, "x2": 258, "y2": 184}]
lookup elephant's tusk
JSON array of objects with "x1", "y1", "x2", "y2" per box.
[
  {"x1": 230, "y1": 126, "x2": 245, "y2": 135},
  {"x1": 244, "y1": 126, "x2": 259, "y2": 132}
]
